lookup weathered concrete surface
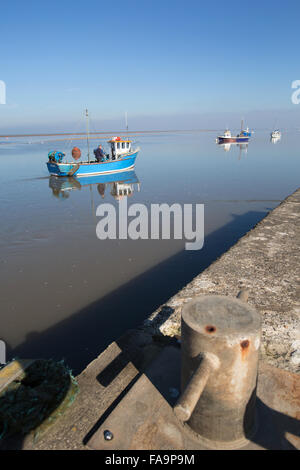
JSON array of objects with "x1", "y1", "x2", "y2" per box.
[{"x1": 145, "y1": 188, "x2": 300, "y2": 374}]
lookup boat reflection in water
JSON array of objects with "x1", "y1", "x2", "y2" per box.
[
  {"x1": 49, "y1": 170, "x2": 141, "y2": 201},
  {"x1": 216, "y1": 142, "x2": 248, "y2": 160},
  {"x1": 270, "y1": 135, "x2": 281, "y2": 144}
]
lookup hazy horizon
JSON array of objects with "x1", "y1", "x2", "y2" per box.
[{"x1": 1, "y1": 107, "x2": 300, "y2": 136}]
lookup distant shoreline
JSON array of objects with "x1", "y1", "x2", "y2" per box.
[
  {"x1": 0, "y1": 128, "x2": 296, "y2": 144},
  {"x1": 0, "y1": 129, "x2": 219, "y2": 139}
]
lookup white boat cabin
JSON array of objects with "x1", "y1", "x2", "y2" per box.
[{"x1": 108, "y1": 137, "x2": 132, "y2": 159}]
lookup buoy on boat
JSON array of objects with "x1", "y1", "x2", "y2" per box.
[{"x1": 72, "y1": 147, "x2": 81, "y2": 160}]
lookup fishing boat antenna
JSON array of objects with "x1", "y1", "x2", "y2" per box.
[{"x1": 85, "y1": 108, "x2": 90, "y2": 163}]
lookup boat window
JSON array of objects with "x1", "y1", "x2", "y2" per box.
[
  {"x1": 122, "y1": 142, "x2": 125, "y2": 149},
  {"x1": 117, "y1": 143, "x2": 120, "y2": 149}
]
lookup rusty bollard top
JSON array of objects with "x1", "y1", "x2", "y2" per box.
[
  {"x1": 182, "y1": 294, "x2": 261, "y2": 344},
  {"x1": 178, "y1": 295, "x2": 261, "y2": 448}
]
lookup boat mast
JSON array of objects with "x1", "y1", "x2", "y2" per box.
[
  {"x1": 125, "y1": 111, "x2": 128, "y2": 136},
  {"x1": 86, "y1": 108, "x2": 90, "y2": 163}
]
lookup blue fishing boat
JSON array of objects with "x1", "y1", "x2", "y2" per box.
[
  {"x1": 47, "y1": 137, "x2": 139, "y2": 177},
  {"x1": 46, "y1": 110, "x2": 139, "y2": 177}
]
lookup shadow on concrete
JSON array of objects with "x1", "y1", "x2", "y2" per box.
[
  {"x1": 9, "y1": 210, "x2": 269, "y2": 376},
  {"x1": 250, "y1": 398, "x2": 300, "y2": 450}
]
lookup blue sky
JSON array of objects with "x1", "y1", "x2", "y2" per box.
[{"x1": 1, "y1": 0, "x2": 300, "y2": 132}]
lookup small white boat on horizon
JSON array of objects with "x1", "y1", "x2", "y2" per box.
[{"x1": 271, "y1": 130, "x2": 281, "y2": 139}]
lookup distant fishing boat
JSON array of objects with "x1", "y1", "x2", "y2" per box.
[
  {"x1": 271, "y1": 130, "x2": 281, "y2": 139},
  {"x1": 216, "y1": 129, "x2": 249, "y2": 144},
  {"x1": 46, "y1": 110, "x2": 139, "y2": 177}
]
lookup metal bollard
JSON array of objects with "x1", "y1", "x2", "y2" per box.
[{"x1": 174, "y1": 295, "x2": 261, "y2": 449}]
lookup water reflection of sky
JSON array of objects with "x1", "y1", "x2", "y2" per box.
[{"x1": 0, "y1": 131, "x2": 299, "y2": 373}]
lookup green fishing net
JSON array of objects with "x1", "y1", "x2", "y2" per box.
[{"x1": 0, "y1": 359, "x2": 78, "y2": 440}]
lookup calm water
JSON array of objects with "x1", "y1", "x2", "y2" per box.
[{"x1": 0, "y1": 131, "x2": 299, "y2": 373}]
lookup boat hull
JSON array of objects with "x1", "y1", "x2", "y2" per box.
[
  {"x1": 217, "y1": 136, "x2": 249, "y2": 144},
  {"x1": 47, "y1": 151, "x2": 138, "y2": 177}
]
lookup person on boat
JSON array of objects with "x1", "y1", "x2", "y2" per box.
[
  {"x1": 111, "y1": 144, "x2": 116, "y2": 160},
  {"x1": 94, "y1": 145, "x2": 106, "y2": 162}
]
